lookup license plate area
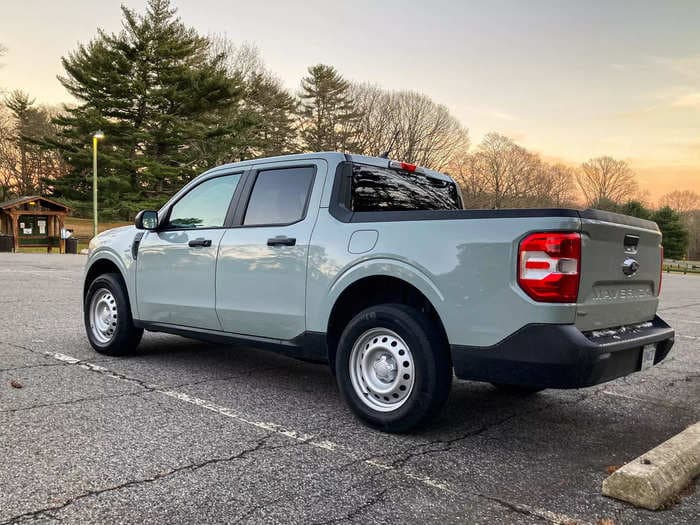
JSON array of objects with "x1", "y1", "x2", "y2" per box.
[{"x1": 640, "y1": 344, "x2": 656, "y2": 371}]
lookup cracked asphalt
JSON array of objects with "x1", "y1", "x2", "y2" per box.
[{"x1": 0, "y1": 253, "x2": 698, "y2": 524}]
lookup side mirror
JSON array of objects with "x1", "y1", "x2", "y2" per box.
[{"x1": 135, "y1": 210, "x2": 159, "y2": 230}]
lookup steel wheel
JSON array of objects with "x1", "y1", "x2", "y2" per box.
[
  {"x1": 349, "y1": 327, "x2": 415, "y2": 412},
  {"x1": 88, "y1": 288, "x2": 118, "y2": 345}
]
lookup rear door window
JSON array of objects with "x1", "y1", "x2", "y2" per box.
[
  {"x1": 351, "y1": 164, "x2": 460, "y2": 211},
  {"x1": 243, "y1": 166, "x2": 315, "y2": 226}
]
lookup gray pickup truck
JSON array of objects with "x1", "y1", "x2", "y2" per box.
[{"x1": 83, "y1": 152, "x2": 674, "y2": 431}]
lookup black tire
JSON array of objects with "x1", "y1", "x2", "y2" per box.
[
  {"x1": 335, "y1": 304, "x2": 452, "y2": 432},
  {"x1": 491, "y1": 383, "x2": 544, "y2": 395},
  {"x1": 84, "y1": 272, "x2": 143, "y2": 356}
]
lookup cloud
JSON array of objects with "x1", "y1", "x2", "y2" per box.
[
  {"x1": 465, "y1": 105, "x2": 517, "y2": 121},
  {"x1": 671, "y1": 92, "x2": 700, "y2": 109},
  {"x1": 650, "y1": 54, "x2": 700, "y2": 81}
]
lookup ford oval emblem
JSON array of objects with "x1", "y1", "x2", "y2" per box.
[{"x1": 622, "y1": 258, "x2": 640, "y2": 277}]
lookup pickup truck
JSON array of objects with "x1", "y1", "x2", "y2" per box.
[{"x1": 84, "y1": 152, "x2": 675, "y2": 432}]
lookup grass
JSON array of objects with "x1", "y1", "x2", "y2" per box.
[
  {"x1": 64, "y1": 217, "x2": 132, "y2": 239},
  {"x1": 664, "y1": 259, "x2": 700, "y2": 275}
]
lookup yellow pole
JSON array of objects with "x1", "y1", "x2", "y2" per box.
[{"x1": 93, "y1": 136, "x2": 98, "y2": 239}]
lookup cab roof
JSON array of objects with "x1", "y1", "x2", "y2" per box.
[{"x1": 209, "y1": 152, "x2": 456, "y2": 184}]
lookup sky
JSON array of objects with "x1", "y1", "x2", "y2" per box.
[{"x1": 1, "y1": 0, "x2": 699, "y2": 202}]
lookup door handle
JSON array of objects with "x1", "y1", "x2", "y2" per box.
[
  {"x1": 267, "y1": 236, "x2": 296, "y2": 247},
  {"x1": 188, "y1": 238, "x2": 212, "y2": 248}
]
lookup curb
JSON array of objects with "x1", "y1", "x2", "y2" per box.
[{"x1": 602, "y1": 421, "x2": 700, "y2": 509}]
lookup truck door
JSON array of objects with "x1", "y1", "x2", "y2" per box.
[
  {"x1": 136, "y1": 172, "x2": 243, "y2": 330},
  {"x1": 216, "y1": 160, "x2": 326, "y2": 340}
]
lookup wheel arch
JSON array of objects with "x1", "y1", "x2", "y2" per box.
[
  {"x1": 325, "y1": 273, "x2": 450, "y2": 372},
  {"x1": 83, "y1": 255, "x2": 137, "y2": 319}
]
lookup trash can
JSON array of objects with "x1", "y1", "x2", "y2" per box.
[
  {"x1": 65, "y1": 237, "x2": 78, "y2": 254},
  {"x1": 0, "y1": 235, "x2": 13, "y2": 252}
]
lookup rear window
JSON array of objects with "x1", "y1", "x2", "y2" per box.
[{"x1": 351, "y1": 163, "x2": 461, "y2": 212}]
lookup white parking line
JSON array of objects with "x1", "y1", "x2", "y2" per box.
[
  {"x1": 39, "y1": 349, "x2": 585, "y2": 522},
  {"x1": 45, "y1": 350, "x2": 453, "y2": 493}
]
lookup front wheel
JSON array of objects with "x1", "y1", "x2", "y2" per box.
[
  {"x1": 335, "y1": 304, "x2": 452, "y2": 432},
  {"x1": 84, "y1": 273, "x2": 143, "y2": 356}
]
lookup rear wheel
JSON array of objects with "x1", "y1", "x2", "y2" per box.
[
  {"x1": 335, "y1": 304, "x2": 451, "y2": 432},
  {"x1": 84, "y1": 273, "x2": 143, "y2": 356}
]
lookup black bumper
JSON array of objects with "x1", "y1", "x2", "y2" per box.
[{"x1": 451, "y1": 316, "x2": 674, "y2": 389}]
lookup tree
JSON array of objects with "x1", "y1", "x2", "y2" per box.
[
  {"x1": 45, "y1": 0, "x2": 251, "y2": 219},
  {"x1": 658, "y1": 190, "x2": 699, "y2": 259},
  {"x1": 541, "y1": 163, "x2": 577, "y2": 208},
  {"x1": 348, "y1": 83, "x2": 469, "y2": 170},
  {"x1": 298, "y1": 64, "x2": 359, "y2": 152},
  {"x1": 447, "y1": 134, "x2": 577, "y2": 209},
  {"x1": 659, "y1": 190, "x2": 699, "y2": 214},
  {"x1": 463, "y1": 133, "x2": 545, "y2": 208},
  {"x1": 577, "y1": 156, "x2": 638, "y2": 206},
  {"x1": 207, "y1": 37, "x2": 298, "y2": 159},
  {"x1": 0, "y1": 43, "x2": 6, "y2": 94},
  {"x1": 620, "y1": 200, "x2": 653, "y2": 220},
  {"x1": 653, "y1": 206, "x2": 689, "y2": 259},
  {"x1": 0, "y1": 91, "x2": 67, "y2": 199}
]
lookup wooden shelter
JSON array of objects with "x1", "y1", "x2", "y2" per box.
[{"x1": 0, "y1": 196, "x2": 71, "y2": 253}]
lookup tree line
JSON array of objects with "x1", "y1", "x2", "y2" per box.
[{"x1": 0, "y1": 0, "x2": 696, "y2": 258}]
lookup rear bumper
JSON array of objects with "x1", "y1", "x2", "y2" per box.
[{"x1": 451, "y1": 316, "x2": 674, "y2": 389}]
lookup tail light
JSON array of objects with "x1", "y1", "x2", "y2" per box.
[
  {"x1": 658, "y1": 246, "x2": 663, "y2": 296},
  {"x1": 389, "y1": 160, "x2": 417, "y2": 172},
  {"x1": 518, "y1": 232, "x2": 581, "y2": 303}
]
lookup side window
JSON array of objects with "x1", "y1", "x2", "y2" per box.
[
  {"x1": 167, "y1": 173, "x2": 241, "y2": 229},
  {"x1": 243, "y1": 166, "x2": 315, "y2": 226}
]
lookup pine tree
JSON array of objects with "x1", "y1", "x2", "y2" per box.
[
  {"x1": 298, "y1": 64, "x2": 359, "y2": 152},
  {"x1": 245, "y1": 72, "x2": 298, "y2": 157},
  {"x1": 46, "y1": 0, "x2": 251, "y2": 219},
  {"x1": 653, "y1": 206, "x2": 689, "y2": 259},
  {"x1": 620, "y1": 200, "x2": 653, "y2": 220}
]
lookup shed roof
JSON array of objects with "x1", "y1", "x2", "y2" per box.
[{"x1": 0, "y1": 196, "x2": 70, "y2": 212}]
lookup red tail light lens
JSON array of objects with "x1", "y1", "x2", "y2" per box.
[
  {"x1": 389, "y1": 160, "x2": 417, "y2": 172},
  {"x1": 518, "y1": 232, "x2": 581, "y2": 303}
]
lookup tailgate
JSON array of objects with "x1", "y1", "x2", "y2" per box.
[{"x1": 576, "y1": 209, "x2": 662, "y2": 331}]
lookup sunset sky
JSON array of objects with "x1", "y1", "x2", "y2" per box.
[{"x1": 1, "y1": 0, "x2": 698, "y2": 202}]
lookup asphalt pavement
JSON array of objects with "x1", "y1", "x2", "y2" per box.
[{"x1": 0, "y1": 253, "x2": 698, "y2": 524}]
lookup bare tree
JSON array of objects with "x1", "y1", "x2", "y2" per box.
[
  {"x1": 206, "y1": 35, "x2": 298, "y2": 159},
  {"x1": 448, "y1": 133, "x2": 578, "y2": 209},
  {"x1": 577, "y1": 156, "x2": 638, "y2": 206},
  {"x1": 543, "y1": 163, "x2": 577, "y2": 207},
  {"x1": 0, "y1": 43, "x2": 7, "y2": 95},
  {"x1": 659, "y1": 190, "x2": 700, "y2": 214},
  {"x1": 347, "y1": 83, "x2": 398, "y2": 157},
  {"x1": 208, "y1": 35, "x2": 264, "y2": 82},
  {"x1": 349, "y1": 83, "x2": 469, "y2": 171},
  {"x1": 0, "y1": 91, "x2": 68, "y2": 199}
]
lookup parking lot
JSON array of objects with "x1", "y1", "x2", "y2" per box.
[{"x1": 0, "y1": 253, "x2": 698, "y2": 524}]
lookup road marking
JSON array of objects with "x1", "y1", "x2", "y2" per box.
[
  {"x1": 30, "y1": 349, "x2": 584, "y2": 522},
  {"x1": 602, "y1": 391, "x2": 644, "y2": 402},
  {"x1": 44, "y1": 350, "x2": 454, "y2": 494}
]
